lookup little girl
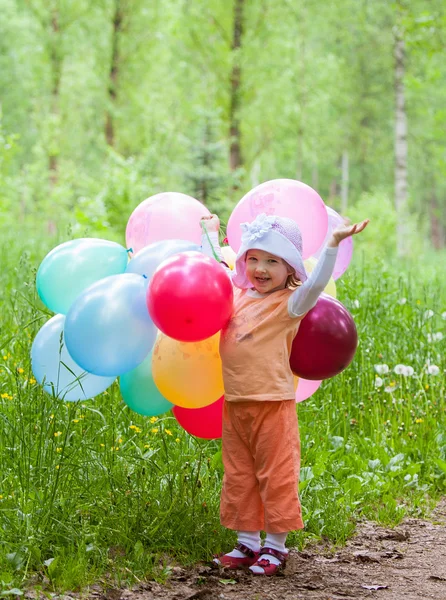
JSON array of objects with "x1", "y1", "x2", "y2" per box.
[{"x1": 201, "y1": 212, "x2": 368, "y2": 576}]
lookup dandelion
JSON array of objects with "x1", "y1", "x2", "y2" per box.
[
  {"x1": 129, "y1": 425, "x2": 142, "y2": 433},
  {"x1": 353, "y1": 299, "x2": 360, "y2": 309},
  {"x1": 403, "y1": 366, "x2": 414, "y2": 376},
  {"x1": 397, "y1": 297, "x2": 407, "y2": 305},
  {"x1": 149, "y1": 417, "x2": 158, "y2": 424},
  {"x1": 3, "y1": 356, "x2": 7, "y2": 360},
  {"x1": 427, "y1": 365, "x2": 440, "y2": 376},
  {"x1": 144, "y1": 444, "x2": 150, "y2": 449},
  {"x1": 54, "y1": 431, "x2": 62, "y2": 437},
  {"x1": 100, "y1": 443, "x2": 105, "y2": 447},
  {"x1": 28, "y1": 378, "x2": 36, "y2": 384},
  {"x1": 151, "y1": 428, "x2": 159, "y2": 434},
  {"x1": 375, "y1": 377, "x2": 383, "y2": 388},
  {"x1": 415, "y1": 418, "x2": 424, "y2": 424},
  {"x1": 442, "y1": 311, "x2": 446, "y2": 320},
  {"x1": 1, "y1": 393, "x2": 9, "y2": 399},
  {"x1": 17, "y1": 367, "x2": 24, "y2": 374},
  {"x1": 424, "y1": 309, "x2": 434, "y2": 319},
  {"x1": 375, "y1": 364, "x2": 389, "y2": 375},
  {"x1": 425, "y1": 384, "x2": 430, "y2": 390},
  {"x1": 175, "y1": 438, "x2": 180, "y2": 443},
  {"x1": 394, "y1": 364, "x2": 406, "y2": 375},
  {"x1": 385, "y1": 384, "x2": 397, "y2": 393},
  {"x1": 55, "y1": 465, "x2": 60, "y2": 470},
  {"x1": 72, "y1": 419, "x2": 79, "y2": 424},
  {"x1": 118, "y1": 438, "x2": 123, "y2": 444},
  {"x1": 165, "y1": 429, "x2": 173, "y2": 436},
  {"x1": 0, "y1": 495, "x2": 3, "y2": 499}
]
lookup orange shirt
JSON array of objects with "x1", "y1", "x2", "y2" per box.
[{"x1": 220, "y1": 288, "x2": 304, "y2": 402}]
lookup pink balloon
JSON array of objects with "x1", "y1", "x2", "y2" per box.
[
  {"x1": 126, "y1": 192, "x2": 210, "y2": 255},
  {"x1": 312, "y1": 206, "x2": 353, "y2": 280},
  {"x1": 295, "y1": 378, "x2": 322, "y2": 403},
  {"x1": 173, "y1": 396, "x2": 224, "y2": 439},
  {"x1": 227, "y1": 179, "x2": 328, "y2": 259},
  {"x1": 147, "y1": 251, "x2": 233, "y2": 342}
]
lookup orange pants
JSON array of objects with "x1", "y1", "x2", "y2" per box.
[{"x1": 220, "y1": 399, "x2": 304, "y2": 533}]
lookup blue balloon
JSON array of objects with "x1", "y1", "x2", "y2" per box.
[
  {"x1": 37, "y1": 238, "x2": 129, "y2": 314},
  {"x1": 126, "y1": 239, "x2": 201, "y2": 284},
  {"x1": 31, "y1": 314, "x2": 116, "y2": 401},
  {"x1": 120, "y1": 349, "x2": 172, "y2": 416},
  {"x1": 64, "y1": 274, "x2": 156, "y2": 377}
]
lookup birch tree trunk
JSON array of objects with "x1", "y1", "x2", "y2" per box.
[
  {"x1": 229, "y1": 0, "x2": 244, "y2": 175},
  {"x1": 341, "y1": 150, "x2": 349, "y2": 213},
  {"x1": 394, "y1": 28, "x2": 408, "y2": 257}
]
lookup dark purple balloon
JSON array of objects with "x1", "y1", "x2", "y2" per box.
[{"x1": 290, "y1": 294, "x2": 358, "y2": 380}]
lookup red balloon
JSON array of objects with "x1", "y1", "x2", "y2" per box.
[
  {"x1": 290, "y1": 294, "x2": 357, "y2": 380},
  {"x1": 147, "y1": 251, "x2": 233, "y2": 342},
  {"x1": 173, "y1": 396, "x2": 224, "y2": 439}
]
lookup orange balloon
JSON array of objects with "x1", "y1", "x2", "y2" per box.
[{"x1": 152, "y1": 333, "x2": 224, "y2": 408}]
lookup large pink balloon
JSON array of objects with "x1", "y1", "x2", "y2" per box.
[
  {"x1": 295, "y1": 378, "x2": 322, "y2": 403},
  {"x1": 312, "y1": 206, "x2": 353, "y2": 280},
  {"x1": 173, "y1": 396, "x2": 224, "y2": 439},
  {"x1": 126, "y1": 193, "x2": 210, "y2": 255},
  {"x1": 290, "y1": 294, "x2": 358, "y2": 380},
  {"x1": 227, "y1": 179, "x2": 328, "y2": 259},
  {"x1": 147, "y1": 251, "x2": 233, "y2": 342}
]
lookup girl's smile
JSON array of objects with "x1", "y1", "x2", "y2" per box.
[{"x1": 245, "y1": 249, "x2": 294, "y2": 294}]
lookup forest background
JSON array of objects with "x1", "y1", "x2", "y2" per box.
[{"x1": 0, "y1": 0, "x2": 446, "y2": 593}]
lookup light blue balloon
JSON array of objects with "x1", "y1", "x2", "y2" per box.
[
  {"x1": 37, "y1": 238, "x2": 129, "y2": 314},
  {"x1": 126, "y1": 239, "x2": 201, "y2": 284},
  {"x1": 31, "y1": 314, "x2": 116, "y2": 401},
  {"x1": 64, "y1": 273, "x2": 156, "y2": 377},
  {"x1": 120, "y1": 349, "x2": 172, "y2": 416}
]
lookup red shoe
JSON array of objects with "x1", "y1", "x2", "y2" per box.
[
  {"x1": 213, "y1": 543, "x2": 260, "y2": 569},
  {"x1": 249, "y1": 547, "x2": 288, "y2": 576}
]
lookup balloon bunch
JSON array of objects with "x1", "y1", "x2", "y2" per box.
[{"x1": 31, "y1": 181, "x2": 358, "y2": 440}]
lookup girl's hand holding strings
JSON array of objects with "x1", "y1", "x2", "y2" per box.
[{"x1": 201, "y1": 214, "x2": 220, "y2": 233}]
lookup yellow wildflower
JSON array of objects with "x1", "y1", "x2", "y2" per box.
[
  {"x1": 118, "y1": 438, "x2": 123, "y2": 444},
  {"x1": 144, "y1": 444, "x2": 150, "y2": 449},
  {"x1": 29, "y1": 378, "x2": 36, "y2": 385},
  {"x1": 72, "y1": 419, "x2": 79, "y2": 424},
  {"x1": 175, "y1": 438, "x2": 180, "y2": 443},
  {"x1": 17, "y1": 367, "x2": 24, "y2": 374},
  {"x1": 150, "y1": 416, "x2": 158, "y2": 424},
  {"x1": 1, "y1": 393, "x2": 8, "y2": 399},
  {"x1": 425, "y1": 384, "x2": 430, "y2": 390},
  {"x1": 100, "y1": 443, "x2": 105, "y2": 447},
  {"x1": 56, "y1": 447, "x2": 62, "y2": 453},
  {"x1": 54, "y1": 431, "x2": 62, "y2": 437},
  {"x1": 2, "y1": 356, "x2": 7, "y2": 360},
  {"x1": 415, "y1": 418, "x2": 424, "y2": 424},
  {"x1": 55, "y1": 465, "x2": 60, "y2": 470},
  {"x1": 0, "y1": 495, "x2": 3, "y2": 499},
  {"x1": 151, "y1": 428, "x2": 159, "y2": 434},
  {"x1": 165, "y1": 429, "x2": 173, "y2": 436}
]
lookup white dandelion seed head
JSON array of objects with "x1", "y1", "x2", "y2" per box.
[
  {"x1": 403, "y1": 366, "x2": 414, "y2": 377},
  {"x1": 434, "y1": 332, "x2": 443, "y2": 342},
  {"x1": 441, "y1": 311, "x2": 446, "y2": 320},
  {"x1": 398, "y1": 297, "x2": 407, "y2": 305},
  {"x1": 375, "y1": 364, "x2": 389, "y2": 375},
  {"x1": 353, "y1": 299, "x2": 360, "y2": 309},
  {"x1": 375, "y1": 377, "x2": 383, "y2": 388},
  {"x1": 427, "y1": 365, "x2": 440, "y2": 376},
  {"x1": 394, "y1": 364, "x2": 406, "y2": 375},
  {"x1": 424, "y1": 309, "x2": 434, "y2": 319}
]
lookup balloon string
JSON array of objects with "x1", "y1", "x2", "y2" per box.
[
  {"x1": 200, "y1": 221, "x2": 221, "y2": 263},
  {"x1": 127, "y1": 248, "x2": 133, "y2": 254}
]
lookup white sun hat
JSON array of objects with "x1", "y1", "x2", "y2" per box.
[{"x1": 232, "y1": 213, "x2": 308, "y2": 289}]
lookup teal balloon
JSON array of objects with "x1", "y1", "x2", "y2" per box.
[
  {"x1": 31, "y1": 314, "x2": 116, "y2": 401},
  {"x1": 64, "y1": 273, "x2": 156, "y2": 377},
  {"x1": 120, "y1": 349, "x2": 172, "y2": 416},
  {"x1": 37, "y1": 238, "x2": 129, "y2": 314}
]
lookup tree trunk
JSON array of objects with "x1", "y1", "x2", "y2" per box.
[
  {"x1": 394, "y1": 29, "x2": 408, "y2": 257},
  {"x1": 106, "y1": 0, "x2": 123, "y2": 148},
  {"x1": 429, "y1": 193, "x2": 445, "y2": 250},
  {"x1": 341, "y1": 150, "x2": 349, "y2": 214},
  {"x1": 229, "y1": 0, "x2": 244, "y2": 174},
  {"x1": 49, "y1": 8, "x2": 60, "y2": 186}
]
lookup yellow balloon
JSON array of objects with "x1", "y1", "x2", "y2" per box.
[
  {"x1": 221, "y1": 246, "x2": 237, "y2": 270},
  {"x1": 304, "y1": 257, "x2": 337, "y2": 298},
  {"x1": 152, "y1": 333, "x2": 224, "y2": 408}
]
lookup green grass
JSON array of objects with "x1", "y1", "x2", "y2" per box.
[{"x1": 0, "y1": 225, "x2": 445, "y2": 593}]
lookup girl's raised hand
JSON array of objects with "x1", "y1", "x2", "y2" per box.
[
  {"x1": 200, "y1": 214, "x2": 220, "y2": 233},
  {"x1": 329, "y1": 218, "x2": 369, "y2": 246}
]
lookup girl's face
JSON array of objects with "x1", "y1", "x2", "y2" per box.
[{"x1": 245, "y1": 249, "x2": 294, "y2": 294}]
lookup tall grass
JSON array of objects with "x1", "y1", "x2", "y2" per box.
[{"x1": 0, "y1": 227, "x2": 445, "y2": 592}]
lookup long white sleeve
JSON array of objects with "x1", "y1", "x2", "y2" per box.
[
  {"x1": 288, "y1": 246, "x2": 338, "y2": 318},
  {"x1": 201, "y1": 231, "x2": 232, "y2": 276}
]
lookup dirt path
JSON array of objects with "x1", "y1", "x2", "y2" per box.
[{"x1": 90, "y1": 498, "x2": 446, "y2": 600}]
